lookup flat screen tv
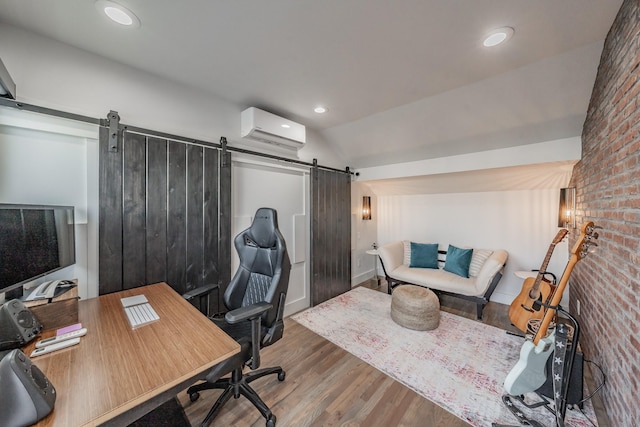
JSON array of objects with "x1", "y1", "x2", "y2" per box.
[{"x1": 0, "y1": 204, "x2": 75, "y2": 296}]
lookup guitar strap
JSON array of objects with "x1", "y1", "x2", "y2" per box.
[
  {"x1": 497, "y1": 395, "x2": 545, "y2": 427},
  {"x1": 499, "y1": 324, "x2": 571, "y2": 427},
  {"x1": 552, "y1": 323, "x2": 570, "y2": 427}
]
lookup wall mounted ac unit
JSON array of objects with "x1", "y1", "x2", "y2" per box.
[{"x1": 241, "y1": 107, "x2": 306, "y2": 150}]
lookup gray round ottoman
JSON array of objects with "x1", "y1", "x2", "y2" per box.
[{"x1": 391, "y1": 285, "x2": 440, "y2": 330}]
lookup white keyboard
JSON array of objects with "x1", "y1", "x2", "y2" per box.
[{"x1": 121, "y1": 295, "x2": 160, "y2": 328}]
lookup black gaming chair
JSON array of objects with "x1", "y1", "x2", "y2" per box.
[{"x1": 185, "y1": 208, "x2": 291, "y2": 427}]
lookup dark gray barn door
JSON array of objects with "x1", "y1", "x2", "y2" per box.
[
  {"x1": 98, "y1": 128, "x2": 231, "y2": 305},
  {"x1": 310, "y1": 166, "x2": 351, "y2": 305}
]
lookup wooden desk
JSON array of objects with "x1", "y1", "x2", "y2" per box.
[{"x1": 23, "y1": 282, "x2": 240, "y2": 427}]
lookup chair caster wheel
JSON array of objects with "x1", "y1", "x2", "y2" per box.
[
  {"x1": 189, "y1": 391, "x2": 200, "y2": 402},
  {"x1": 266, "y1": 414, "x2": 276, "y2": 427},
  {"x1": 278, "y1": 371, "x2": 286, "y2": 381}
]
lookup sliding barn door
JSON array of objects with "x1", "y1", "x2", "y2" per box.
[
  {"x1": 310, "y1": 166, "x2": 351, "y2": 305},
  {"x1": 98, "y1": 128, "x2": 231, "y2": 306}
]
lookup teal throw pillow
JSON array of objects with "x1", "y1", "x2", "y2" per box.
[
  {"x1": 443, "y1": 245, "x2": 473, "y2": 278},
  {"x1": 410, "y1": 242, "x2": 439, "y2": 269}
]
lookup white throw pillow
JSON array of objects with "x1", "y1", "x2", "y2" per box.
[
  {"x1": 403, "y1": 240, "x2": 411, "y2": 265},
  {"x1": 469, "y1": 249, "x2": 493, "y2": 277}
]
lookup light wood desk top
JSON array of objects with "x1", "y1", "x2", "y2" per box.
[{"x1": 24, "y1": 282, "x2": 240, "y2": 427}]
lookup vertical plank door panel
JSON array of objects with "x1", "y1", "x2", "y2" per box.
[
  {"x1": 186, "y1": 144, "x2": 204, "y2": 291},
  {"x1": 218, "y1": 150, "x2": 232, "y2": 301},
  {"x1": 98, "y1": 126, "x2": 123, "y2": 294},
  {"x1": 310, "y1": 167, "x2": 351, "y2": 305},
  {"x1": 167, "y1": 140, "x2": 187, "y2": 293},
  {"x1": 203, "y1": 148, "x2": 221, "y2": 312},
  {"x1": 122, "y1": 132, "x2": 147, "y2": 289},
  {"x1": 146, "y1": 137, "x2": 168, "y2": 284}
]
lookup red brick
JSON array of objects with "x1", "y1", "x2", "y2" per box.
[{"x1": 573, "y1": 1, "x2": 640, "y2": 425}]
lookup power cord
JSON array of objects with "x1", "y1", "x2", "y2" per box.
[
  {"x1": 569, "y1": 358, "x2": 606, "y2": 427},
  {"x1": 0, "y1": 339, "x2": 24, "y2": 351}
]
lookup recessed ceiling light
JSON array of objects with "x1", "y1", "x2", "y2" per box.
[
  {"x1": 95, "y1": 0, "x2": 140, "y2": 28},
  {"x1": 281, "y1": 124, "x2": 291, "y2": 128},
  {"x1": 483, "y1": 27, "x2": 514, "y2": 47},
  {"x1": 314, "y1": 106, "x2": 328, "y2": 114}
]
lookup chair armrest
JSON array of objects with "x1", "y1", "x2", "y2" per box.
[
  {"x1": 225, "y1": 302, "x2": 272, "y2": 324},
  {"x1": 378, "y1": 241, "x2": 404, "y2": 274},
  {"x1": 182, "y1": 283, "x2": 220, "y2": 301},
  {"x1": 226, "y1": 301, "x2": 273, "y2": 370}
]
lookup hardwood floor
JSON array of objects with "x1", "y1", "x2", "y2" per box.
[{"x1": 178, "y1": 279, "x2": 610, "y2": 427}]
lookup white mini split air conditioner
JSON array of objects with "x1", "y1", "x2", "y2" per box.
[{"x1": 241, "y1": 107, "x2": 306, "y2": 150}]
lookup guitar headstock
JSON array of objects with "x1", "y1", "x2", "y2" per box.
[
  {"x1": 571, "y1": 221, "x2": 601, "y2": 260},
  {"x1": 553, "y1": 228, "x2": 569, "y2": 244}
]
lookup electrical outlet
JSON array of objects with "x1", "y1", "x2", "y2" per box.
[{"x1": 576, "y1": 299, "x2": 581, "y2": 316}]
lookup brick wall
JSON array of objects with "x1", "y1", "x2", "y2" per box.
[{"x1": 568, "y1": 0, "x2": 640, "y2": 425}]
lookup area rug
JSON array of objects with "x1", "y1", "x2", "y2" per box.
[{"x1": 292, "y1": 287, "x2": 598, "y2": 427}]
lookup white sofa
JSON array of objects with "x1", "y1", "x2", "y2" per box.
[{"x1": 378, "y1": 241, "x2": 508, "y2": 319}]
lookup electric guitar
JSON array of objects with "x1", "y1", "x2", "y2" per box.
[
  {"x1": 504, "y1": 221, "x2": 600, "y2": 396},
  {"x1": 508, "y1": 229, "x2": 568, "y2": 333}
]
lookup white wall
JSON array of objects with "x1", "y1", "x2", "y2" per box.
[
  {"x1": 232, "y1": 157, "x2": 309, "y2": 316},
  {"x1": 351, "y1": 181, "x2": 378, "y2": 286},
  {"x1": 376, "y1": 190, "x2": 571, "y2": 305},
  {"x1": 0, "y1": 107, "x2": 99, "y2": 300}
]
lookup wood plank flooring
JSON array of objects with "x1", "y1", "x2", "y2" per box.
[{"x1": 178, "y1": 280, "x2": 610, "y2": 427}]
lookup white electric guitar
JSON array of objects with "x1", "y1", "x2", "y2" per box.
[
  {"x1": 504, "y1": 330, "x2": 556, "y2": 395},
  {"x1": 504, "y1": 222, "x2": 599, "y2": 395}
]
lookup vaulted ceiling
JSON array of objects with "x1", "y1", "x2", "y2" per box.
[{"x1": 0, "y1": 0, "x2": 623, "y2": 168}]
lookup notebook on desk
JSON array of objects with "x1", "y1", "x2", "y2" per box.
[{"x1": 120, "y1": 295, "x2": 160, "y2": 328}]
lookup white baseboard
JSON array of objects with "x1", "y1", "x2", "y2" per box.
[
  {"x1": 489, "y1": 291, "x2": 514, "y2": 305},
  {"x1": 352, "y1": 269, "x2": 374, "y2": 287},
  {"x1": 284, "y1": 296, "x2": 309, "y2": 317}
]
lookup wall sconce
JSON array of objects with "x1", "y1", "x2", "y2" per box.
[
  {"x1": 558, "y1": 187, "x2": 576, "y2": 228},
  {"x1": 362, "y1": 196, "x2": 372, "y2": 220}
]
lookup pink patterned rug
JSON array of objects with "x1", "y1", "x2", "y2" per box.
[{"x1": 292, "y1": 286, "x2": 598, "y2": 427}]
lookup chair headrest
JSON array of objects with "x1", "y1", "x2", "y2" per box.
[{"x1": 247, "y1": 208, "x2": 279, "y2": 248}]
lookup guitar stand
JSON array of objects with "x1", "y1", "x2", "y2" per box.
[{"x1": 496, "y1": 304, "x2": 581, "y2": 427}]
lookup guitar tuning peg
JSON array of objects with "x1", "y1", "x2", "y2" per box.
[{"x1": 586, "y1": 225, "x2": 602, "y2": 234}]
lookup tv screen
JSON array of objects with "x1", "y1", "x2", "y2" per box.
[{"x1": 0, "y1": 204, "x2": 75, "y2": 295}]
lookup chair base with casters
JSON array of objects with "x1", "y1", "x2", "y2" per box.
[
  {"x1": 183, "y1": 300, "x2": 287, "y2": 427},
  {"x1": 187, "y1": 362, "x2": 285, "y2": 427}
]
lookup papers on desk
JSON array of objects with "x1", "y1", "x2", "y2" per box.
[{"x1": 121, "y1": 295, "x2": 160, "y2": 328}]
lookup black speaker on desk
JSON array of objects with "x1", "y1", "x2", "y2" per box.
[
  {"x1": 0, "y1": 349, "x2": 56, "y2": 427},
  {"x1": 0, "y1": 299, "x2": 42, "y2": 350},
  {"x1": 536, "y1": 350, "x2": 584, "y2": 407}
]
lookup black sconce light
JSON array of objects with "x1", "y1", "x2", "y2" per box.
[
  {"x1": 362, "y1": 196, "x2": 372, "y2": 220},
  {"x1": 558, "y1": 187, "x2": 576, "y2": 228}
]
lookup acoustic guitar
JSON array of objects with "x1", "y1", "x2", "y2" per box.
[
  {"x1": 504, "y1": 221, "x2": 599, "y2": 396},
  {"x1": 508, "y1": 229, "x2": 568, "y2": 333}
]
